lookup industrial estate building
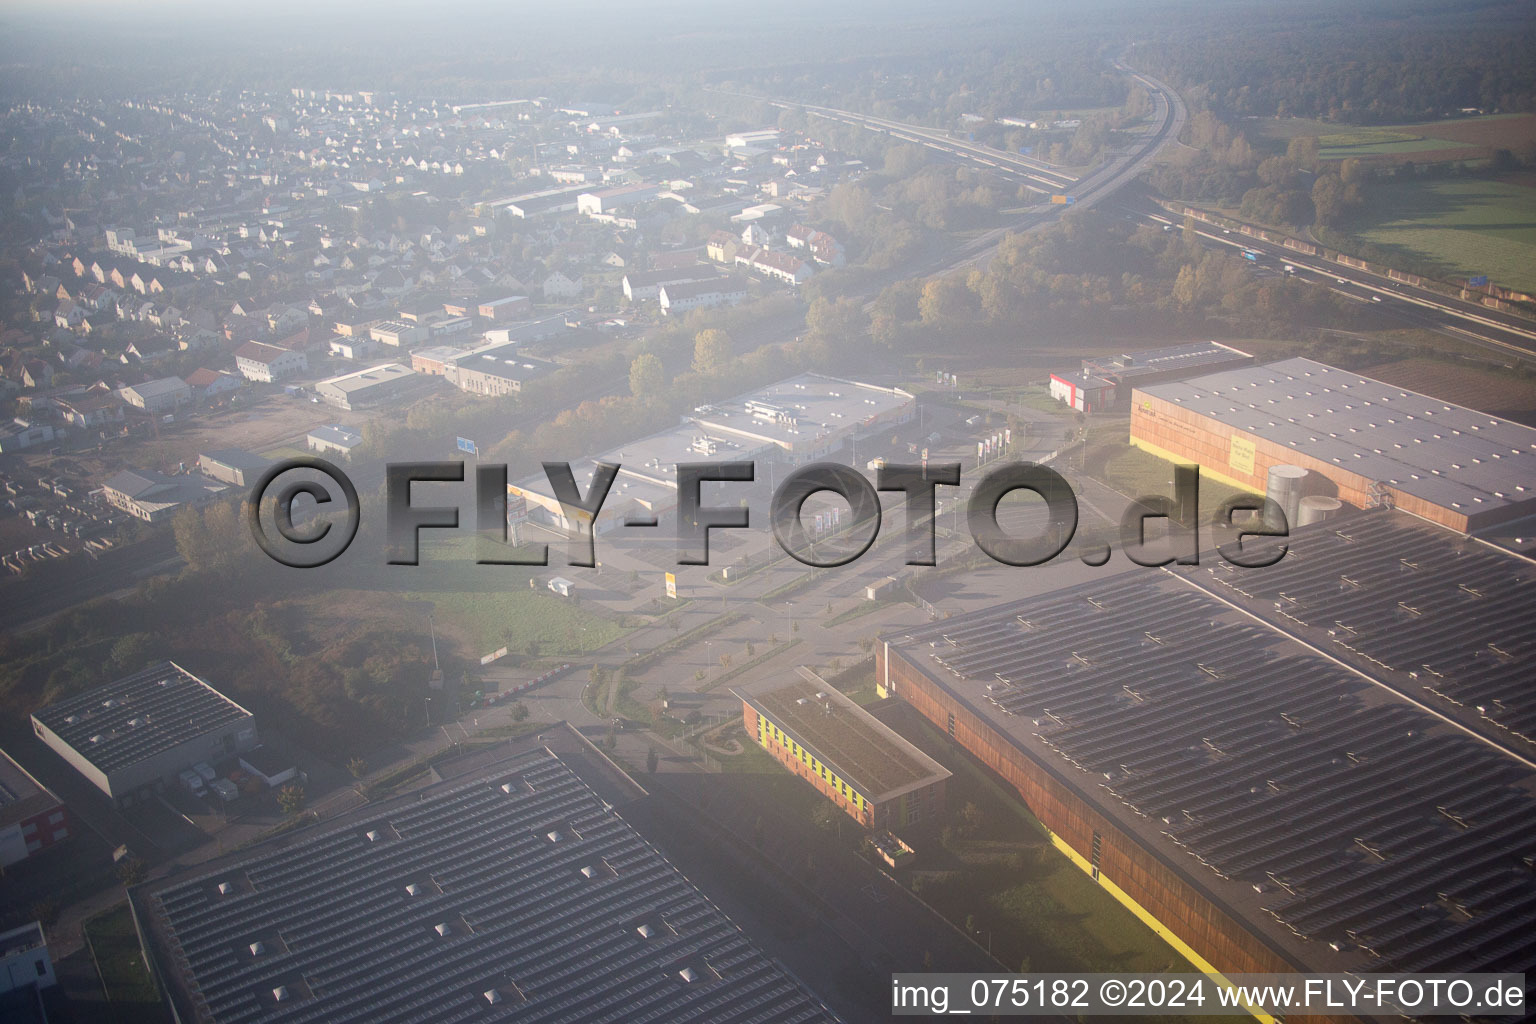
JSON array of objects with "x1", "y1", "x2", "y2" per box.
[
  {"x1": 736, "y1": 669, "x2": 950, "y2": 830},
  {"x1": 101, "y1": 468, "x2": 227, "y2": 523},
  {"x1": 130, "y1": 749, "x2": 840, "y2": 1024},
  {"x1": 312, "y1": 362, "x2": 420, "y2": 410},
  {"x1": 196, "y1": 450, "x2": 271, "y2": 488},
  {"x1": 1129, "y1": 357, "x2": 1536, "y2": 532},
  {"x1": 508, "y1": 373, "x2": 915, "y2": 536},
  {"x1": 878, "y1": 508, "x2": 1536, "y2": 991},
  {"x1": 1050, "y1": 341, "x2": 1253, "y2": 414},
  {"x1": 0, "y1": 750, "x2": 69, "y2": 868},
  {"x1": 306, "y1": 424, "x2": 362, "y2": 457},
  {"x1": 449, "y1": 341, "x2": 557, "y2": 397},
  {"x1": 31, "y1": 662, "x2": 258, "y2": 806}
]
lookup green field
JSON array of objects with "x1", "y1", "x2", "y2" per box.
[
  {"x1": 1256, "y1": 113, "x2": 1536, "y2": 162},
  {"x1": 1318, "y1": 137, "x2": 1465, "y2": 159},
  {"x1": 84, "y1": 904, "x2": 172, "y2": 1022},
  {"x1": 1339, "y1": 178, "x2": 1536, "y2": 293},
  {"x1": 404, "y1": 586, "x2": 626, "y2": 655}
]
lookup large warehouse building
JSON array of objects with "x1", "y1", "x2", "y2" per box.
[
  {"x1": 31, "y1": 662, "x2": 257, "y2": 806},
  {"x1": 1129, "y1": 357, "x2": 1536, "y2": 532},
  {"x1": 736, "y1": 669, "x2": 950, "y2": 830},
  {"x1": 508, "y1": 373, "x2": 914, "y2": 536},
  {"x1": 878, "y1": 509, "x2": 1536, "y2": 1001},
  {"x1": 130, "y1": 748, "x2": 840, "y2": 1024}
]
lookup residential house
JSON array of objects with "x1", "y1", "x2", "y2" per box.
[
  {"x1": 235, "y1": 341, "x2": 308, "y2": 383},
  {"x1": 735, "y1": 247, "x2": 813, "y2": 286},
  {"x1": 659, "y1": 277, "x2": 749, "y2": 316},
  {"x1": 542, "y1": 271, "x2": 582, "y2": 300},
  {"x1": 184, "y1": 368, "x2": 243, "y2": 401}
]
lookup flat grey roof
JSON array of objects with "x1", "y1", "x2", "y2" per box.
[
  {"x1": 739, "y1": 670, "x2": 949, "y2": 803},
  {"x1": 456, "y1": 342, "x2": 557, "y2": 382},
  {"x1": 307, "y1": 424, "x2": 361, "y2": 447},
  {"x1": 511, "y1": 373, "x2": 908, "y2": 512},
  {"x1": 134, "y1": 749, "x2": 839, "y2": 1024},
  {"x1": 1136, "y1": 357, "x2": 1536, "y2": 519},
  {"x1": 32, "y1": 662, "x2": 252, "y2": 776},
  {"x1": 199, "y1": 449, "x2": 271, "y2": 472},
  {"x1": 316, "y1": 362, "x2": 415, "y2": 394},
  {"x1": 1087, "y1": 341, "x2": 1251, "y2": 380},
  {"x1": 883, "y1": 521, "x2": 1536, "y2": 980},
  {"x1": 690, "y1": 373, "x2": 913, "y2": 452}
]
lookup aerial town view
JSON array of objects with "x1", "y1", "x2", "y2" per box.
[{"x1": 0, "y1": 1, "x2": 1533, "y2": 1021}]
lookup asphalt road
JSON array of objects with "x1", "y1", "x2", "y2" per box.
[{"x1": 1119, "y1": 198, "x2": 1536, "y2": 363}]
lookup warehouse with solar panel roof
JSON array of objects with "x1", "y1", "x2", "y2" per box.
[
  {"x1": 878, "y1": 506, "x2": 1536, "y2": 1001},
  {"x1": 129, "y1": 747, "x2": 841, "y2": 1024}
]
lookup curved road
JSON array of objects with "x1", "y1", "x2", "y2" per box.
[{"x1": 780, "y1": 66, "x2": 1535, "y2": 361}]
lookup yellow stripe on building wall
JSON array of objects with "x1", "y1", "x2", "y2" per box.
[
  {"x1": 1127, "y1": 436, "x2": 1258, "y2": 494},
  {"x1": 1043, "y1": 830, "x2": 1277, "y2": 1024}
]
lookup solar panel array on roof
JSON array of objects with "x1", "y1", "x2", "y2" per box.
[
  {"x1": 888, "y1": 566, "x2": 1536, "y2": 978},
  {"x1": 1136, "y1": 357, "x2": 1536, "y2": 519},
  {"x1": 31, "y1": 662, "x2": 251, "y2": 774},
  {"x1": 141, "y1": 751, "x2": 840, "y2": 1024},
  {"x1": 1196, "y1": 509, "x2": 1536, "y2": 746}
]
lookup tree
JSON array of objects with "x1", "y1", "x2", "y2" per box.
[
  {"x1": 628, "y1": 353, "x2": 665, "y2": 399},
  {"x1": 804, "y1": 295, "x2": 866, "y2": 352},
  {"x1": 1172, "y1": 264, "x2": 1198, "y2": 309},
  {"x1": 918, "y1": 275, "x2": 974, "y2": 328},
  {"x1": 277, "y1": 784, "x2": 306, "y2": 815},
  {"x1": 960, "y1": 800, "x2": 984, "y2": 837},
  {"x1": 347, "y1": 757, "x2": 369, "y2": 779},
  {"x1": 692, "y1": 328, "x2": 733, "y2": 373},
  {"x1": 116, "y1": 856, "x2": 148, "y2": 887},
  {"x1": 1286, "y1": 136, "x2": 1320, "y2": 171},
  {"x1": 510, "y1": 701, "x2": 530, "y2": 722},
  {"x1": 109, "y1": 633, "x2": 157, "y2": 675},
  {"x1": 645, "y1": 747, "x2": 659, "y2": 774}
]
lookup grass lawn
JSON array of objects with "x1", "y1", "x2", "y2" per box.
[
  {"x1": 1318, "y1": 137, "x2": 1466, "y2": 159},
  {"x1": 1097, "y1": 445, "x2": 1248, "y2": 510},
  {"x1": 403, "y1": 586, "x2": 626, "y2": 656},
  {"x1": 1255, "y1": 113, "x2": 1536, "y2": 160},
  {"x1": 84, "y1": 903, "x2": 172, "y2": 1022},
  {"x1": 890, "y1": 710, "x2": 1221, "y2": 995},
  {"x1": 1336, "y1": 178, "x2": 1536, "y2": 294}
]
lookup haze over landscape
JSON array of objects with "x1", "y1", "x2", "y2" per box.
[{"x1": 0, "y1": 2, "x2": 1533, "y2": 1022}]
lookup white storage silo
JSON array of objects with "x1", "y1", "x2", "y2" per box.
[
  {"x1": 1266, "y1": 465, "x2": 1311, "y2": 531},
  {"x1": 1296, "y1": 495, "x2": 1343, "y2": 527}
]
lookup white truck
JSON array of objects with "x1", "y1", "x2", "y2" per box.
[{"x1": 178, "y1": 768, "x2": 206, "y2": 796}]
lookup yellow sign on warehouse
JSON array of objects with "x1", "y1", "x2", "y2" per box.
[{"x1": 1228, "y1": 436, "x2": 1257, "y2": 475}]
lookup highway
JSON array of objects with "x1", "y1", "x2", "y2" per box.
[
  {"x1": 779, "y1": 63, "x2": 1187, "y2": 274},
  {"x1": 1117, "y1": 198, "x2": 1536, "y2": 362},
  {"x1": 781, "y1": 65, "x2": 1536, "y2": 362}
]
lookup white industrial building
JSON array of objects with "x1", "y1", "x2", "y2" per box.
[
  {"x1": 31, "y1": 662, "x2": 258, "y2": 807},
  {"x1": 509, "y1": 373, "x2": 915, "y2": 536},
  {"x1": 313, "y1": 362, "x2": 419, "y2": 410}
]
